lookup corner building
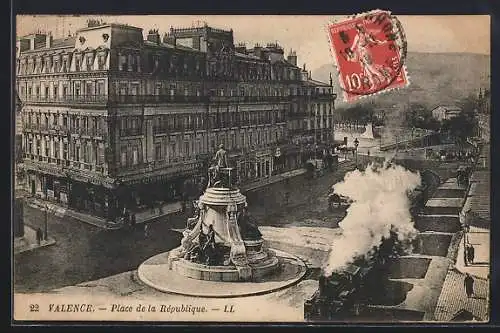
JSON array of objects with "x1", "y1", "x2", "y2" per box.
[{"x1": 16, "y1": 22, "x2": 336, "y2": 223}]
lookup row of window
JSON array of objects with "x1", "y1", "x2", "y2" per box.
[
  {"x1": 24, "y1": 112, "x2": 106, "y2": 136},
  {"x1": 146, "y1": 110, "x2": 286, "y2": 135},
  {"x1": 25, "y1": 137, "x2": 105, "y2": 165},
  {"x1": 118, "y1": 51, "x2": 300, "y2": 82},
  {"x1": 17, "y1": 51, "x2": 108, "y2": 76},
  {"x1": 119, "y1": 125, "x2": 286, "y2": 168},
  {"x1": 19, "y1": 80, "x2": 106, "y2": 99},
  {"x1": 18, "y1": 48, "x2": 305, "y2": 84}
]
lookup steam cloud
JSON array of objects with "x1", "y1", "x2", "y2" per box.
[{"x1": 324, "y1": 161, "x2": 421, "y2": 276}]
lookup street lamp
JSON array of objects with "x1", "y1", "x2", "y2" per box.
[
  {"x1": 44, "y1": 203, "x2": 49, "y2": 241},
  {"x1": 274, "y1": 147, "x2": 282, "y2": 174},
  {"x1": 354, "y1": 138, "x2": 359, "y2": 168}
]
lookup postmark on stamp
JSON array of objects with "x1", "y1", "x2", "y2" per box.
[{"x1": 327, "y1": 10, "x2": 409, "y2": 102}]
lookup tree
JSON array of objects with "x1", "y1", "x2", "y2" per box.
[
  {"x1": 403, "y1": 103, "x2": 439, "y2": 131},
  {"x1": 440, "y1": 109, "x2": 478, "y2": 147},
  {"x1": 339, "y1": 105, "x2": 375, "y2": 124}
]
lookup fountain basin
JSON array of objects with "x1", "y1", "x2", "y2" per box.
[
  {"x1": 170, "y1": 255, "x2": 279, "y2": 282},
  {"x1": 137, "y1": 249, "x2": 307, "y2": 298}
]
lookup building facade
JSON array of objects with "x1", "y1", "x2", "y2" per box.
[
  {"x1": 16, "y1": 21, "x2": 336, "y2": 223},
  {"x1": 431, "y1": 105, "x2": 462, "y2": 121}
]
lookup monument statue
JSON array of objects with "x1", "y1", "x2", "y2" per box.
[
  {"x1": 215, "y1": 143, "x2": 228, "y2": 168},
  {"x1": 208, "y1": 143, "x2": 234, "y2": 188},
  {"x1": 166, "y1": 145, "x2": 279, "y2": 282},
  {"x1": 237, "y1": 207, "x2": 262, "y2": 240}
]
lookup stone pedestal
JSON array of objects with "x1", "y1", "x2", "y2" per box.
[{"x1": 168, "y1": 182, "x2": 280, "y2": 282}]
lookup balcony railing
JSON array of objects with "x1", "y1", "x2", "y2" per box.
[
  {"x1": 75, "y1": 127, "x2": 108, "y2": 138},
  {"x1": 20, "y1": 95, "x2": 108, "y2": 104},
  {"x1": 22, "y1": 123, "x2": 107, "y2": 138},
  {"x1": 111, "y1": 95, "x2": 208, "y2": 104},
  {"x1": 120, "y1": 128, "x2": 142, "y2": 137},
  {"x1": 19, "y1": 93, "x2": 336, "y2": 107}
]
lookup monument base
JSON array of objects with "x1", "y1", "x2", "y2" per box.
[
  {"x1": 137, "y1": 249, "x2": 307, "y2": 298},
  {"x1": 168, "y1": 240, "x2": 280, "y2": 282}
]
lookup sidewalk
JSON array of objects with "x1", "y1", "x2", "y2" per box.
[
  {"x1": 241, "y1": 168, "x2": 308, "y2": 192},
  {"x1": 14, "y1": 226, "x2": 56, "y2": 254},
  {"x1": 455, "y1": 227, "x2": 490, "y2": 280},
  {"x1": 241, "y1": 158, "x2": 357, "y2": 193},
  {"x1": 25, "y1": 197, "x2": 183, "y2": 230}
]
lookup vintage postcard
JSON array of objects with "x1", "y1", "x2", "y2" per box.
[{"x1": 13, "y1": 13, "x2": 490, "y2": 323}]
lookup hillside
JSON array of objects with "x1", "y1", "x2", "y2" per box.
[{"x1": 312, "y1": 52, "x2": 490, "y2": 123}]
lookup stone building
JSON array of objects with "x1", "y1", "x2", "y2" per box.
[
  {"x1": 431, "y1": 105, "x2": 462, "y2": 121},
  {"x1": 16, "y1": 21, "x2": 336, "y2": 223}
]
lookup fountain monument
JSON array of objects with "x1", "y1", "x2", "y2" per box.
[{"x1": 137, "y1": 145, "x2": 306, "y2": 297}]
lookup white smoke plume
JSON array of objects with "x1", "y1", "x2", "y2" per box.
[{"x1": 324, "y1": 161, "x2": 421, "y2": 276}]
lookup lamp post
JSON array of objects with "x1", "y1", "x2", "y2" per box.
[
  {"x1": 354, "y1": 138, "x2": 359, "y2": 168},
  {"x1": 44, "y1": 203, "x2": 49, "y2": 241},
  {"x1": 274, "y1": 147, "x2": 281, "y2": 175}
]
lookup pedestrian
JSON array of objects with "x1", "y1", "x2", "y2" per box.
[
  {"x1": 130, "y1": 213, "x2": 136, "y2": 226},
  {"x1": 464, "y1": 273, "x2": 474, "y2": 298},
  {"x1": 468, "y1": 244, "x2": 475, "y2": 265},
  {"x1": 36, "y1": 227, "x2": 41, "y2": 245},
  {"x1": 464, "y1": 245, "x2": 469, "y2": 266},
  {"x1": 125, "y1": 209, "x2": 130, "y2": 226},
  {"x1": 144, "y1": 224, "x2": 149, "y2": 238}
]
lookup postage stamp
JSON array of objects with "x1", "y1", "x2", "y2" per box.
[{"x1": 327, "y1": 10, "x2": 409, "y2": 102}]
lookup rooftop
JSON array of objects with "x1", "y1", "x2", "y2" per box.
[
  {"x1": 78, "y1": 22, "x2": 142, "y2": 32},
  {"x1": 142, "y1": 40, "x2": 203, "y2": 53},
  {"x1": 52, "y1": 36, "x2": 77, "y2": 48},
  {"x1": 235, "y1": 52, "x2": 263, "y2": 61},
  {"x1": 303, "y1": 78, "x2": 331, "y2": 87},
  {"x1": 432, "y1": 105, "x2": 462, "y2": 112}
]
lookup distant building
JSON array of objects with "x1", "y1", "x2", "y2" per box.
[
  {"x1": 478, "y1": 88, "x2": 490, "y2": 115},
  {"x1": 431, "y1": 105, "x2": 462, "y2": 121},
  {"x1": 477, "y1": 88, "x2": 490, "y2": 142}
]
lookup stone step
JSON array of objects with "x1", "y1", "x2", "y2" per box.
[
  {"x1": 423, "y1": 206, "x2": 462, "y2": 216},
  {"x1": 415, "y1": 215, "x2": 461, "y2": 233},
  {"x1": 433, "y1": 189, "x2": 467, "y2": 198}
]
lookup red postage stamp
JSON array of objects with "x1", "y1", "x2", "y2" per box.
[{"x1": 327, "y1": 10, "x2": 409, "y2": 102}]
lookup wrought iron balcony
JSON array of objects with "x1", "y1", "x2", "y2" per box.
[
  {"x1": 120, "y1": 128, "x2": 142, "y2": 137},
  {"x1": 19, "y1": 93, "x2": 335, "y2": 107},
  {"x1": 110, "y1": 94, "x2": 209, "y2": 104},
  {"x1": 20, "y1": 95, "x2": 109, "y2": 105},
  {"x1": 22, "y1": 123, "x2": 107, "y2": 138}
]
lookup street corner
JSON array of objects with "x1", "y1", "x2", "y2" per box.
[{"x1": 14, "y1": 225, "x2": 56, "y2": 255}]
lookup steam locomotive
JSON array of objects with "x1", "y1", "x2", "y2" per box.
[{"x1": 304, "y1": 230, "x2": 406, "y2": 321}]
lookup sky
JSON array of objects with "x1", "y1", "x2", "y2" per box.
[{"x1": 16, "y1": 15, "x2": 490, "y2": 72}]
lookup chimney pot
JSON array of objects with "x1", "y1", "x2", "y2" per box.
[{"x1": 46, "y1": 34, "x2": 53, "y2": 48}]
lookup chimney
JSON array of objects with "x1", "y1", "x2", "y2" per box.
[
  {"x1": 253, "y1": 43, "x2": 262, "y2": 58},
  {"x1": 147, "y1": 29, "x2": 160, "y2": 44},
  {"x1": 287, "y1": 50, "x2": 297, "y2": 66},
  {"x1": 235, "y1": 42, "x2": 247, "y2": 54},
  {"x1": 46, "y1": 33, "x2": 53, "y2": 48}
]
